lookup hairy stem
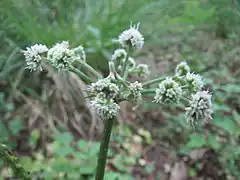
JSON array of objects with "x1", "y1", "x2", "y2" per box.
[
  {"x1": 140, "y1": 88, "x2": 156, "y2": 95},
  {"x1": 80, "y1": 62, "x2": 103, "y2": 79},
  {"x1": 143, "y1": 75, "x2": 184, "y2": 87},
  {"x1": 0, "y1": 144, "x2": 31, "y2": 179},
  {"x1": 70, "y1": 65, "x2": 94, "y2": 83},
  {"x1": 120, "y1": 49, "x2": 130, "y2": 79},
  {"x1": 143, "y1": 77, "x2": 165, "y2": 87},
  {"x1": 95, "y1": 117, "x2": 115, "y2": 180}
]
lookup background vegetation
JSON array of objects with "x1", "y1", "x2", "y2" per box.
[{"x1": 0, "y1": 0, "x2": 239, "y2": 179}]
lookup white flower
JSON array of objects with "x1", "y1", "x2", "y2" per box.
[
  {"x1": 154, "y1": 78, "x2": 182, "y2": 104},
  {"x1": 88, "y1": 78, "x2": 119, "y2": 99},
  {"x1": 185, "y1": 91, "x2": 213, "y2": 127},
  {"x1": 118, "y1": 23, "x2": 144, "y2": 51},
  {"x1": 117, "y1": 57, "x2": 136, "y2": 72},
  {"x1": 111, "y1": 49, "x2": 127, "y2": 62},
  {"x1": 90, "y1": 97, "x2": 120, "y2": 119},
  {"x1": 133, "y1": 64, "x2": 150, "y2": 77},
  {"x1": 175, "y1": 61, "x2": 190, "y2": 76},
  {"x1": 73, "y1": 45, "x2": 86, "y2": 62},
  {"x1": 185, "y1": 72, "x2": 204, "y2": 92},
  {"x1": 129, "y1": 81, "x2": 143, "y2": 102},
  {"x1": 22, "y1": 44, "x2": 48, "y2": 71},
  {"x1": 47, "y1": 41, "x2": 76, "y2": 70},
  {"x1": 127, "y1": 57, "x2": 137, "y2": 72}
]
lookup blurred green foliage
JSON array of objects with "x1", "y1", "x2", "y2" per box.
[{"x1": 0, "y1": 0, "x2": 240, "y2": 179}]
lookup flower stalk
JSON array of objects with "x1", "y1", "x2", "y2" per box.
[
  {"x1": 70, "y1": 65, "x2": 94, "y2": 83},
  {"x1": 95, "y1": 117, "x2": 115, "y2": 180},
  {"x1": 120, "y1": 48, "x2": 130, "y2": 79},
  {"x1": 21, "y1": 22, "x2": 213, "y2": 180},
  {"x1": 78, "y1": 61, "x2": 103, "y2": 79}
]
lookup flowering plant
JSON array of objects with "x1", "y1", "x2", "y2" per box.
[{"x1": 22, "y1": 23, "x2": 213, "y2": 180}]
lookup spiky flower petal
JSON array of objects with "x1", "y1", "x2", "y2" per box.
[
  {"x1": 88, "y1": 78, "x2": 119, "y2": 99},
  {"x1": 118, "y1": 23, "x2": 144, "y2": 51},
  {"x1": 185, "y1": 91, "x2": 213, "y2": 127},
  {"x1": 111, "y1": 49, "x2": 127, "y2": 62},
  {"x1": 128, "y1": 81, "x2": 143, "y2": 102},
  {"x1": 175, "y1": 61, "x2": 190, "y2": 76},
  {"x1": 90, "y1": 97, "x2": 120, "y2": 119},
  {"x1": 73, "y1": 45, "x2": 86, "y2": 62},
  {"x1": 154, "y1": 78, "x2": 182, "y2": 104},
  {"x1": 22, "y1": 44, "x2": 48, "y2": 71},
  {"x1": 133, "y1": 64, "x2": 150, "y2": 77},
  {"x1": 185, "y1": 72, "x2": 204, "y2": 92},
  {"x1": 47, "y1": 41, "x2": 76, "y2": 70}
]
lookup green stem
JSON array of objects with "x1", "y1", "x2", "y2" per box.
[
  {"x1": 0, "y1": 144, "x2": 31, "y2": 179},
  {"x1": 143, "y1": 75, "x2": 184, "y2": 87},
  {"x1": 95, "y1": 117, "x2": 115, "y2": 180},
  {"x1": 120, "y1": 49, "x2": 130, "y2": 79},
  {"x1": 70, "y1": 65, "x2": 94, "y2": 83},
  {"x1": 80, "y1": 62, "x2": 103, "y2": 79},
  {"x1": 116, "y1": 74, "x2": 130, "y2": 90},
  {"x1": 140, "y1": 88, "x2": 156, "y2": 95},
  {"x1": 143, "y1": 77, "x2": 165, "y2": 87}
]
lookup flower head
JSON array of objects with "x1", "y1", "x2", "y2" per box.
[
  {"x1": 128, "y1": 81, "x2": 143, "y2": 103},
  {"x1": 111, "y1": 49, "x2": 127, "y2": 62},
  {"x1": 175, "y1": 61, "x2": 190, "y2": 76},
  {"x1": 185, "y1": 72, "x2": 204, "y2": 92},
  {"x1": 185, "y1": 91, "x2": 213, "y2": 127},
  {"x1": 133, "y1": 64, "x2": 150, "y2": 77},
  {"x1": 47, "y1": 41, "x2": 76, "y2": 70},
  {"x1": 22, "y1": 44, "x2": 48, "y2": 71},
  {"x1": 73, "y1": 45, "x2": 86, "y2": 62},
  {"x1": 154, "y1": 78, "x2": 182, "y2": 104},
  {"x1": 88, "y1": 77, "x2": 119, "y2": 99},
  {"x1": 118, "y1": 23, "x2": 144, "y2": 51},
  {"x1": 127, "y1": 57, "x2": 137, "y2": 72},
  {"x1": 90, "y1": 97, "x2": 120, "y2": 119},
  {"x1": 117, "y1": 57, "x2": 136, "y2": 72}
]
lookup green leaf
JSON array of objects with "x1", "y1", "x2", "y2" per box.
[
  {"x1": 79, "y1": 165, "x2": 95, "y2": 174},
  {"x1": 54, "y1": 146, "x2": 74, "y2": 157},
  {"x1": 89, "y1": 142, "x2": 100, "y2": 156},
  {"x1": 0, "y1": 122, "x2": 9, "y2": 139},
  {"x1": 104, "y1": 172, "x2": 121, "y2": 180},
  {"x1": 29, "y1": 129, "x2": 40, "y2": 147},
  {"x1": 207, "y1": 135, "x2": 221, "y2": 149},
  {"x1": 77, "y1": 140, "x2": 88, "y2": 152},
  {"x1": 9, "y1": 119, "x2": 24, "y2": 135},
  {"x1": 212, "y1": 117, "x2": 236, "y2": 134},
  {"x1": 186, "y1": 134, "x2": 207, "y2": 148},
  {"x1": 75, "y1": 152, "x2": 88, "y2": 160},
  {"x1": 55, "y1": 132, "x2": 73, "y2": 145}
]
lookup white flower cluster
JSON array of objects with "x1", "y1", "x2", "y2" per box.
[
  {"x1": 185, "y1": 72, "x2": 203, "y2": 92},
  {"x1": 116, "y1": 57, "x2": 136, "y2": 72},
  {"x1": 129, "y1": 81, "x2": 143, "y2": 102},
  {"x1": 73, "y1": 45, "x2": 86, "y2": 62},
  {"x1": 23, "y1": 41, "x2": 86, "y2": 71},
  {"x1": 111, "y1": 49, "x2": 127, "y2": 62},
  {"x1": 132, "y1": 64, "x2": 150, "y2": 77},
  {"x1": 88, "y1": 78, "x2": 119, "y2": 99},
  {"x1": 90, "y1": 98, "x2": 120, "y2": 119},
  {"x1": 22, "y1": 44, "x2": 48, "y2": 71},
  {"x1": 154, "y1": 78, "x2": 182, "y2": 104},
  {"x1": 185, "y1": 91, "x2": 213, "y2": 127},
  {"x1": 88, "y1": 77, "x2": 120, "y2": 119},
  {"x1": 175, "y1": 61, "x2": 190, "y2": 76},
  {"x1": 47, "y1": 41, "x2": 75, "y2": 70},
  {"x1": 118, "y1": 23, "x2": 144, "y2": 51}
]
